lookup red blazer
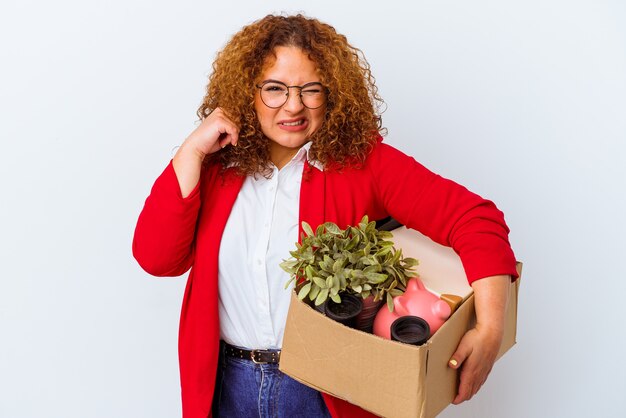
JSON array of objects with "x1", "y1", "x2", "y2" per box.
[{"x1": 133, "y1": 141, "x2": 518, "y2": 418}]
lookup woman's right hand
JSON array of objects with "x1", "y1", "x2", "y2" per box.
[
  {"x1": 173, "y1": 108, "x2": 239, "y2": 197},
  {"x1": 182, "y1": 107, "x2": 239, "y2": 158}
]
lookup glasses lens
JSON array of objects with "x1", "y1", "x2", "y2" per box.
[
  {"x1": 260, "y1": 82, "x2": 288, "y2": 108},
  {"x1": 300, "y1": 83, "x2": 326, "y2": 109}
]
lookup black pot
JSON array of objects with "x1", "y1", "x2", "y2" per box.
[
  {"x1": 355, "y1": 296, "x2": 384, "y2": 333},
  {"x1": 313, "y1": 300, "x2": 327, "y2": 313},
  {"x1": 390, "y1": 316, "x2": 430, "y2": 346},
  {"x1": 324, "y1": 294, "x2": 363, "y2": 328}
]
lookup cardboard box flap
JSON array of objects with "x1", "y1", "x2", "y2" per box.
[
  {"x1": 424, "y1": 294, "x2": 476, "y2": 417},
  {"x1": 424, "y1": 263, "x2": 522, "y2": 417},
  {"x1": 390, "y1": 227, "x2": 472, "y2": 299},
  {"x1": 498, "y1": 262, "x2": 523, "y2": 360}
]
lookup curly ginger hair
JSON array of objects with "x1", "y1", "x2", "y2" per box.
[{"x1": 199, "y1": 14, "x2": 386, "y2": 176}]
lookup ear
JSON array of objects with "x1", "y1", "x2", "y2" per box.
[
  {"x1": 433, "y1": 300, "x2": 452, "y2": 320},
  {"x1": 405, "y1": 278, "x2": 417, "y2": 292}
]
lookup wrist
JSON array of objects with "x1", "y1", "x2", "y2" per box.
[
  {"x1": 475, "y1": 320, "x2": 505, "y2": 341},
  {"x1": 175, "y1": 138, "x2": 206, "y2": 164}
]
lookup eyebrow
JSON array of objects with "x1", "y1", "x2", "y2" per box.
[{"x1": 260, "y1": 79, "x2": 323, "y2": 86}]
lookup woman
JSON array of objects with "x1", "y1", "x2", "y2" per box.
[{"x1": 133, "y1": 14, "x2": 518, "y2": 418}]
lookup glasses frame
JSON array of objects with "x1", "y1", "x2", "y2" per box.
[{"x1": 255, "y1": 80, "x2": 328, "y2": 110}]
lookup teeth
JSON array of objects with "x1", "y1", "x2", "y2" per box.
[{"x1": 282, "y1": 120, "x2": 304, "y2": 126}]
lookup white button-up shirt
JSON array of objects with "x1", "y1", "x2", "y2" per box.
[{"x1": 218, "y1": 143, "x2": 319, "y2": 349}]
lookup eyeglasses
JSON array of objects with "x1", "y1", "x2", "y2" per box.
[{"x1": 256, "y1": 80, "x2": 327, "y2": 109}]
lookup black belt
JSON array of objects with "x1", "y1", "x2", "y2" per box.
[{"x1": 222, "y1": 341, "x2": 281, "y2": 364}]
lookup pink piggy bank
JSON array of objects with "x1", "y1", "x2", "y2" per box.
[{"x1": 373, "y1": 278, "x2": 452, "y2": 340}]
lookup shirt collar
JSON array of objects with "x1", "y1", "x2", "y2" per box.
[
  {"x1": 277, "y1": 141, "x2": 324, "y2": 172},
  {"x1": 224, "y1": 141, "x2": 324, "y2": 172},
  {"x1": 298, "y1": 141, "x2": 324, "y2": 171}
]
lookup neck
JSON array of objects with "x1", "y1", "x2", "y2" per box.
[{"x1": 270, "y1": 143, "x2": 305, "y2": 170}]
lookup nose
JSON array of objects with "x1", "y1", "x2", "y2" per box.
[{"x1": 282, "y1": 87, "x2": 305, "y2": 113}]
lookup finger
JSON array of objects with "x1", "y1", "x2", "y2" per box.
[
  {"x1": 452, "y1": 364, "x2": 475, "y2": 404},
  {"x1": 216, "y1": 123, "x2": 239, "y2": 148},
  {"x1": 449, "y1": 338, "x2": 472, "y2": 369},
  {"x1": 455, "y1": 375, "x2": 481, "y2": 404},
  {"x1": 229, "y1": 127, "x2": 239, "y2": 146},
  {"x1": 218, "y1": 133, "x2": 235, "y2": 149},
  {"x1": 453, "y1": 356, "x2": 492, "y2": 404}
]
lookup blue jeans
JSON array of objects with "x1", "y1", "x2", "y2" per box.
[{"x1": 212, "y1": 344, "x2": 331, "y2": 417}]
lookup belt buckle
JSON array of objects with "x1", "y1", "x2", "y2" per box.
[
  {"x1": 250, "y1": 349, "x2": 280, "y2": 364},
  {"x1": 251, "y1": 349, "x2": 268, "y2": 364}
]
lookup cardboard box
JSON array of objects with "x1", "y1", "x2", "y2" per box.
[{"x1": 280, "y1": 227, "x2": 522, "y2": 418}]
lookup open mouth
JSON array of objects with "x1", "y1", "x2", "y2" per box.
[{"x1": 280, "y1": 119, "x2": 305, "y2": 126}]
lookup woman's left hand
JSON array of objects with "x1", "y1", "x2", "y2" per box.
[
  {"x1": 447, "y1": 324, "x2": 503, "y2": 404},
  {"x1": 447, "y1": 274, "x2": 511, "y2": 404}
]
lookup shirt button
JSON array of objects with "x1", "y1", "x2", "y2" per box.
[
  {"x1": 257, "y1": 259, "x2": 262, "y2": 265},
  {"x1": 269, "y1": 186, "x2": 274, "y2": 192}
]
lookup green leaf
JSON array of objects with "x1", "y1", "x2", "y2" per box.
[
  {"x1": 350, "y1": 269, "x2": 364, "y2": 279},
  {"x1": 385, "y1": 265, "x2": 401, "y2": 280},
  {"x1": 365, "y1": 272, "x2": 388, "y2": 283},
  {"x1": 312, "y1": 276, "x2": 327, "y2": 288},
  {"x1": 389, "y1": 288, "x2": 404, "y2": 297},
  {"x1": 390, "y1": 248, "x2": 402, "y2": 265},
  {"x1": 315, "y1": 288, "x2": 329, "y2": 305},
  {"x1": 333, "y1": 257, "x2": 346, "y2": 273},
  {"x1": 345, "y1": 234, "x2": 359, "y2": 251},
  {"x1": 297, "y1": 283, "x2": 312, "y2": 300},
  {"x1": 386, "y1": 292, "x2": 395, "y2": 312},
  {"x1": 403, "y1": 257, "x2": 419, "y2": 268},
  {"x1": 309, "y1": 285, "x2": 320, "y2": 301},
  {"x1": 330, "y1": 293, "x2": 342, "y2": 303},
  {"x1": 302, "y1": 221, "x2": 314, "y2": 237},
  {"x1": 324, "y1": 222, "x2": 342, "y2": 235},
  {"x1": 363, "y1": 264, "x2": 381, "y2": 274},
  {"x1": 323, "y1": 255, "x2": 334, "y2": 271},
  {"x1": 279, "y1": 259, "x2": 298, "y2": 272},
  {"x1": 378, "y1": 231, "x2": 394, "y2": 239},
  {"x1": 326, "y1": 276, "x2": 333, "y2": 288},
  {"x1": 284, "y1": 275, "x2": 297, "y2": 289},
  {"x1": 305, "y1": 265, "x2": 315, "y2": 279},
  {"x1": 338, "y1": 274, "x2": 347, "y2": 289}
]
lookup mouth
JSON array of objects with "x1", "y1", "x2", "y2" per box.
[
  {"x1": 278, "y1": 118, "x2": 309, "y2": 132},
  {"x1": 279, "y1": 118, "x2": 306, "y2": 127}
]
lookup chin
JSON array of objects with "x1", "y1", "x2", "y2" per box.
[{"x1": 272, "y1": 134, "x2": 310, "y2": 148}]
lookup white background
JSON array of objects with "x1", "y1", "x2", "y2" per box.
[{"x1": 1, "y1": 1, "x2": 625, "y2": 417}]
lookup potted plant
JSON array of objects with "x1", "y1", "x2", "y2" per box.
[{"x1": 280, "y1": 215, "x2": 419, "y2": 331}]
